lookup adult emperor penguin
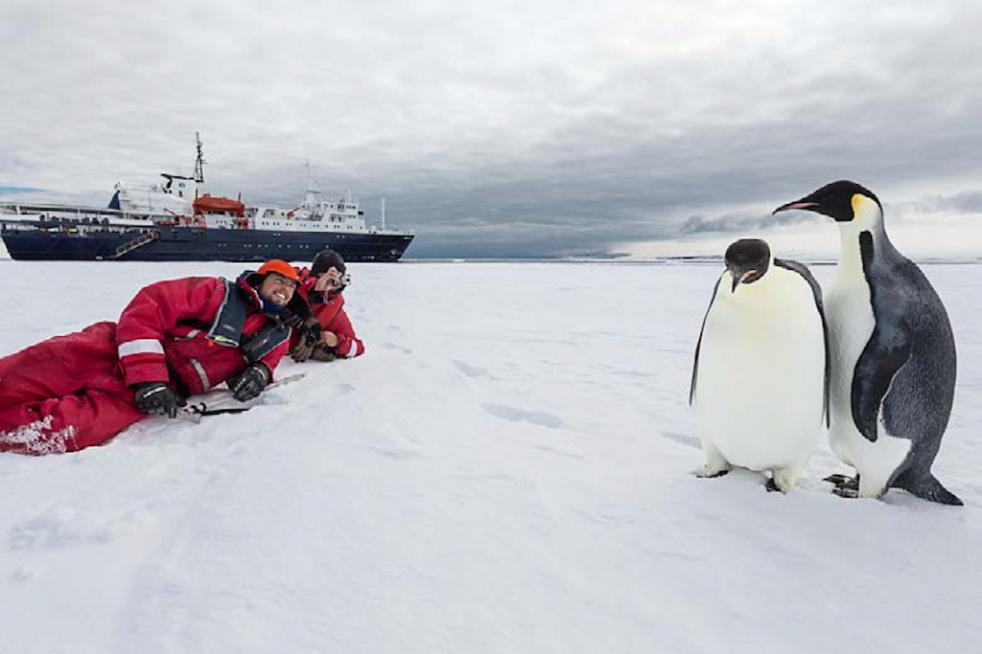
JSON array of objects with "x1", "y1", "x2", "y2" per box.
[
  {"x1": 690, "y1": 238, "x2": 828, "y2": 492},
  {"x1": 774, "y1": 180, "x2": 961, "y2": 505}
]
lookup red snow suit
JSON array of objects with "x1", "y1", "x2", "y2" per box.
[
  {"x1": 0, "y1": 275, "x2": 290, "y2": 456},
  {"x1": 293, "y1": 270, "x2": 365, "y2": 359}
]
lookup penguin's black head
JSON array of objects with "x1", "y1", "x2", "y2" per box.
[
  {"x1": 724, "y1": 238, "x2": 770, "y2": 293},
  {"x1": 772, "y1": 180, "x2": 881, "y2": 222}
]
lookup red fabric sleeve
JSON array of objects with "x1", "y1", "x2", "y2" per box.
[
  {"x1": 327, "y1": 305, "x2": 364, "y2": 358},
  {"x1": 116, "y1": 277, "x2": 224, "y2": 385}
]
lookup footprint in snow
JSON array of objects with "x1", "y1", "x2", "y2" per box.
[
  {"x1": 534, "y1": 444, "x2": 583, "y2": 460},
  {"x1": 8, "y1": 506, "x2": 141, "y2": 550},
  {"x1": 354, "y1": 443, "x2": 424, "y2": 460},
  {"x1": 481, "y1": 403, "x2": 563, "y2": 429},
  {"x1": 576, "y1": 503, "x2": 637, "y2": 525},
  {"x1": 452, "y1": 360, "x2": 494, "y2": 379},
  {"x1": 661, "y1": 431, "x2": 701, "y2": 450},
  {"x1": 381, "y1": 342, "x2": 412, "y2": 354}
]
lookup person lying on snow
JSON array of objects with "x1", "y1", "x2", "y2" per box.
[
  {"x1": 289, "y1": 249, "x2": 365, "y2": 363},
  {"x1": 0, "y1": 259, "x2": 309, "y2": 456}
]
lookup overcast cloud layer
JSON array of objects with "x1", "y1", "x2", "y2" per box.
[{"x1": 2, "y1": 0, "x2": 981, "y2": 257}]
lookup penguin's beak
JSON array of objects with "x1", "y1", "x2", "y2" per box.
[
  {"x1": 772, "y1": 199, "x2": 819, "y2": 214},
  {"x1": 728, "y1": 269, "x2": 756, "y2": 293}
]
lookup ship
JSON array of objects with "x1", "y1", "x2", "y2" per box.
[{"x1": 0, "y1": 134, "x2": 414, "y2": 262}]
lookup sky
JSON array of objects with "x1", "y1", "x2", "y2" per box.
[{"x1": 1, "y1": 0, "x2": 981, "y2": 258}]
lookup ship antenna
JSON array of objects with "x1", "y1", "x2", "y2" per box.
[
  {"x1": 194, "y1": 131, "x2": 205, "y2": 183},
  {"x1": 381, "y1": 197, "x2": 386, "y2": 230}
]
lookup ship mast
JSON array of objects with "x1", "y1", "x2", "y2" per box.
[{"x1": 193, "y1": 131, "x2": 205, "y2": 183}]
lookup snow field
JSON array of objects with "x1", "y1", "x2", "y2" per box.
[{"x1": 1, "y1": 260, "x2": 980, "y2": 653}]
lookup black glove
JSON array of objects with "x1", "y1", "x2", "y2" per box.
[
  {"x1": 227, "y1": 363, "x2": 270, "y2": 402},
  {"x1": 290, "y1": 317, "x2": 322, "y2": 362},
  {"x1": 280, "y1": 308, "x2": 306, "y2": 330},
  {"x1": 280, "y1": 295, "x2": 313, "y2": 329},
  {"x1": 133, "y1": 382, "x2": 184, "y2": 418}
]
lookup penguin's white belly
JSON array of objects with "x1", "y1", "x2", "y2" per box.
[
  {"x1": 825, "y1": 277, "x2": 911, "y2": 487},
  {"x1": 697, "y1": 273, "x2": 824, "y2": 471}
]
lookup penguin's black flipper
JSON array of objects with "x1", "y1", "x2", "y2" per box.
[
  {"x1": 851, "y1": 325, "x2": 912, "y2": 443},
  {"x1": 775, "y1": 258, "x2": 830, "y2": 426},
  {"x1": 852, "y1": 229, "x2": 915, "y2": 443},
  {"x1": 690, "y1": 274, "x2": 722, "y2": 405}
]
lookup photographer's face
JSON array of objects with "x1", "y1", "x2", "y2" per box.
[{"x1": 260, "y1": 272, "x2": 297, "y2": 306}]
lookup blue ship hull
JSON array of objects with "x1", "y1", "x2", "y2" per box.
[{"x1": 1, "y1": 223, "x2": 414, "y2": 262}]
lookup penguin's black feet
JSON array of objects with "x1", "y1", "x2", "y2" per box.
[
  {"x1": 699, "y1": 469, "x2": 731, "y2": 479},
  {"x1": 824, "y1": 473, "x2": 859, "y2": 491},
  {"x1": 832, "y1": 485, "x2": 859, "y2": 499},
  {"x1": 765, "y1": 478, "x2": 782, "y2": 493}
]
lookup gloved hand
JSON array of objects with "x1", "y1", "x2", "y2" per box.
[
  {"x1": 280, "y1": 295, "x2": 313, "y2": 329},
  {"x1": 280, "y1": 307, "x2": 306, "y2": 330},
  {"x1": 133, "y1": 382, "x2": 184, "y2": 418},
  {"x1": 290, "y1": 317, "x2": 322, "y2": 363},
  {"x1": 309, "y1": 344, "x2": 338, "y2": 362},
  {"x1": 227, "y1": 363, "x2": 270, "y2": 402}
]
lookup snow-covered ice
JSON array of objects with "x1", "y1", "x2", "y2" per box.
[{"x1": 1, "y1": 260, "x2": 980, "y2": 653}]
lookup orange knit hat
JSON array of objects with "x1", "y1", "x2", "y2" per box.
[{"x1": 257, "y1": 259, "x2": 300, "y2": 283}]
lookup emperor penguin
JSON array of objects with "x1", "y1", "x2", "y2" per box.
[
  {"x1": 690, "y1": 238, "x2": 829, "y2": 493},
  {"x1": 774, "y1": 181, "x2": 961, "y2": 505}
]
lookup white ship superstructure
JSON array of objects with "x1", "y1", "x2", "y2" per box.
[
  {"x1": 108, "y1": 132, "x2": 206, "y2": 217},
  {"x1": 110, "y1": 175, "x2": 197, "y2": 216},
  {"x1": 242, "y1": 189, "x2": 396, "y2": 235}
]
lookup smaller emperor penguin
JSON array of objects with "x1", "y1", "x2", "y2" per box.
[
  {"x1": 774, "y1": 181, "x2": 960, "y2": 505},
  {"x1": 690, "y1": 238, "x2": 829, "y2": 492}
]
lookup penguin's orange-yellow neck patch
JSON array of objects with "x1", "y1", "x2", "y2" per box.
[
  {"x1": 850, "y1": 193, "x2": 879, "y2": 220},
  {"x1": 850, "y1": 193, "x2": 863, "y2": 217}
]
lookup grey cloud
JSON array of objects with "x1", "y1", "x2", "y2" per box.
[
  {"x1": 902, "y1": 191, "x2": 982, "y2": 215},
  {"x1": 680, "y1": 210, "x2": 819, "y2": 236},
  {"x1": 3, "y1": 1, "x2": 982, "y2": 257}
]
